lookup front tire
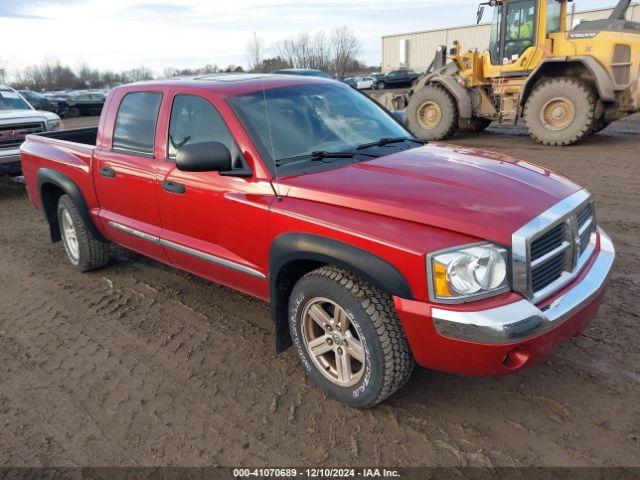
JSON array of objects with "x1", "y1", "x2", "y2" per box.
[
  {"x1": 524, "y1": 78, "x2": 596, "y2": 146},
  {"x1": 288, "y1": 266, "x2": 414, "y2": 408},
  {"x1": 407, "y1": 84, "x2": 458, "y2": 140},
  {"x1": 57, "y1": 195, "x2": 110, "y2": 272},
  {"x1": 377, "y1": 81, "x2": 386, "y2": 90}
]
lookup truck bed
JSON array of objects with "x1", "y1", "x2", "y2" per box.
[
  {"x1": 34, "y1": 127, "x2": 98, "y2": 146},
  {"x1": 21, "y1": 127, "x2": 101, "y2": 213}
]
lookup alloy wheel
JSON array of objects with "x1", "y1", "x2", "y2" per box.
[{"x1": 301, "y1": 297, "x2": 366, "y2": 387}]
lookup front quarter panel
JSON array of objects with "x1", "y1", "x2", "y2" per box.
[{"x1": 269, "y1": 196, "x2": 478, "y2": 302}]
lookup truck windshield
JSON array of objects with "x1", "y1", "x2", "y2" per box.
[
  {"x1": 0, "y1": 90, "x2": 32, "y2": 111},
  {"x1": 227, "y1": 83, "x2": 410, "y2": 172}
]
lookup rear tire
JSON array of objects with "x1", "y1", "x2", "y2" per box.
[
  {"x1": 407, "y1": 84, "x2": 458, "y2": 140},
  {"x1": 57, "y1": 195, "x2": 110, "y2": 272},
  {"x1": 288, "y1": 266, "x2": 414, "y2": 408},
  {"x1": 524, "y1": 78, "x2": 596, "y2": 146}
]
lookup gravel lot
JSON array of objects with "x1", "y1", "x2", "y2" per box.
[{"x1": 1, "y1": 112, "x2": 639, "y2": 468}]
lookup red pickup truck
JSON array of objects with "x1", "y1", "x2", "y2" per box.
[{"x1": 20, "y1": 74, "x2": 615, "y2": 407}]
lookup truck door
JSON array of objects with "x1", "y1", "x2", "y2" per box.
[
  {"x1": 155, "y1": 93, "x2": 270, "y2": 298},
  {"x1": 93, "y1": 90, "x2": 168, "y2": 261}
]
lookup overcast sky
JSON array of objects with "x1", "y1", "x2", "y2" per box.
[{"x1": 0, "y1": 0, "x2": 619, "y2": 73}]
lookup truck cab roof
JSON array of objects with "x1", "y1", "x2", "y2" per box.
[{"x1": 121, "y1": 74, "x2": 335, "y2": 98}]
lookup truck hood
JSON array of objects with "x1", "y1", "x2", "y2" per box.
[
  {"x1": 277, "y1": 144, "x2": 581, "y2": 245},
  {"x1": 0, "y1": 109, "x2": 59, "y2": 124}
]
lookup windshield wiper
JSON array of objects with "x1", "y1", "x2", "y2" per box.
[
  {"x1": 275, "y1": 150, "x2": 379, "y2": 167},
  {"x1": 356, "y1": 137, "x2": 425, "y2": 150}
]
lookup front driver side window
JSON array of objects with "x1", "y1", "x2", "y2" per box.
[
  {"x1": 488, "y1": 4, "x2": 503, "y2": 65},
  {"x1": 168, "y1": 94, "x2": 244, "y2": 168},
  {"x1": 504, "y1": 0, "x2": 536, "y2": 62}
]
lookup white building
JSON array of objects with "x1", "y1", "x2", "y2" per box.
[{"x1": 382, "y1": 3, "x2": 640, "y2": 73}]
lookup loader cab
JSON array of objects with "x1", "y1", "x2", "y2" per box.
[{"x1": 480, "y1": 0, "x2": 568, "y2": 77}]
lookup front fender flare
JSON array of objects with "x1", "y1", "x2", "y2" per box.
[
  {"x1": 521, "y1": 57, "x2": 616, "y2": 106},
  {"x1": 417, "y1": 63, "x2": 473, "y2": 119},
  {"x1": 269, "y1": 233, "x2": 414, "y2": 352}
]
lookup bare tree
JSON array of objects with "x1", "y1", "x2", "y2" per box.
[
  {"x1": 269, "y1": 26, "x2": 362, "y2": 76},
  {"x1": 163, "y1": 67, "x2": 181, "y2": 78},
  {"x1": 162, "y1": 64, "x2": 223, "y2": 79},
  {"x1": 14, "y1": 60, "x2": 79, "y2": 91},
  {"x1": 123, "y1": 66, "x2": 154, "y2": 83},
  {"x1": 273, "y1": 37, "x2": 296, "y2": 69},
  {"x1": 259, "y1": 57, "x2": 291, "y2": 72},
  {"x1": 246, "y1": 33, "x2": 265, "y2": 72},
  {"x1": 309, "y1": 32, "x2": 332, "y2": 72},
  {"x1": 0, "y1": 58, "x2": 7, "y2": 84},
  {"x1": 294, "y1": 32, "x2": 312, "y2": 69},
  {"x1": 330, "y1": 27, "x2": 361, "y2": 77}
]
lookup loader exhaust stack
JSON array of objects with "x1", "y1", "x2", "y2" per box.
[{"x1": 610, "y1": 0, "x2": 631, "y2": 21}]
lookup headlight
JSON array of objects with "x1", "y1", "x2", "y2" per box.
[
  {"x1": 427, "y1": 243, "x2": 510, "y2": 303},
  {"x1": 47, "y1": 119, "x2": 63, "y2": 131}
]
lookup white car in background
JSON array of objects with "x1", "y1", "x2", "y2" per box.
[
  {"x1": 0, "y1": 85, "x2": 63, "y2": 178},
  {"x1": 355, "y1": 76, "x2": 375, "y2": 90}
]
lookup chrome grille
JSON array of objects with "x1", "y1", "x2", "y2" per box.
[
  {"x1": 530, "y1": 223, "x2": 566, "y2": 260},
  {"x1": 0, "y1": 122, "x2": 45, "y2": 149},
  {"x1": 512, "y1": 190, "x2": 597, "y2": 303},
  {"x1": 530, "y1": 221, "x2": 572, "y2": 293},
  {"x1": 577, "y1": 203, "x2": 596, "y2": 255}
]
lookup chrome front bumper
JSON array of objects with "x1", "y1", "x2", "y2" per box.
[{"x1": 432, "y1": 228, "x2": 615, "y2": 344}]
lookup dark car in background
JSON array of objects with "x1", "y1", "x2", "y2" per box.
[
  {"x1": 271, "y1": 69, "x2": 333, "y2": 79},
  {"x1": 374, "y1": 69, "x2": 421, "y2": 90},
  {"x1": 67, "y1": 92, "x2": 106, "y2": 117},
  {"x1": 18, "y1": 90, "x2": 70, "y2": 117},
  {"x1": 340, "y1": 77, "x2": 357, "y2": 89},
  {"x1": 44, "y1": 91, "x2": 106, "y2": 117}
]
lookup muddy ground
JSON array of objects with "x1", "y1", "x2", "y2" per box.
[{"x1": 1, "y1": 113, "x2": 639, "y2": 468}]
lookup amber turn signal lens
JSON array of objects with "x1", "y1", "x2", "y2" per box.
[{"x1": 433, "y1": 262, "x2": 451, "y2": 297}]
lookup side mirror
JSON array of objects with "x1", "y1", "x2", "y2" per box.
[
  {"x1": 176, "y1": 141, "x2": 232, "y2": 173},
  {"x1": 477, "y1": 5, "x2": 485, "y2": 24}
]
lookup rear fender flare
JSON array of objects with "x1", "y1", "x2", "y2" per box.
[
  {"x1": 37, "y1": 168, "x2": 105, "y2": 242},
  {"x1": 269, "y1": 233, "x2": 414, "y2": 352}
]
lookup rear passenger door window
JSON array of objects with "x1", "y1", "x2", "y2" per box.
[
  {"x1": 112, "y1": 92, "x2": 162, "y2": 156},
  {"x1": 168, "y1": 94, "x2": 244, "y2": 168}
]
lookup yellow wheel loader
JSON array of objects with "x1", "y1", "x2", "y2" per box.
[{"x1": 401, "y1": 0, "x2": 640, "y2": 145}]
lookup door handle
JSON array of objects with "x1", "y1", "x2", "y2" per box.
[
  {"x1": 99, "y1": 167, "x2": 116, "y2": 178},
  {"x1": 162, "y1": 180, "x2": 186, "y2": 194}
]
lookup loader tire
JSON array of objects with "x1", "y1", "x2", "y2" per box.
[
  {"x1": 524, "y1": 78, "x2": 596, "y2": 146},
  {"x1": 407, "y1": 84, "x2": 458, "y2": 141}
]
